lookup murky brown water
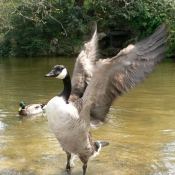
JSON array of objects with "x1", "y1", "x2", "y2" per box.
[{"x1": 0, "y1": 57, "x2": 175, "y2": 175}]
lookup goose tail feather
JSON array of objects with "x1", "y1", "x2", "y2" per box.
[
  {"x1": 95, "y1": 141, "x2": 109, "y2": 148},
  {"x1": 90, "y1": 141, "x2": 109, "y2": 159}
]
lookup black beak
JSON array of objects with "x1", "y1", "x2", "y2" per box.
[{"x1": 44, "y1": 71, "x2": 55, "y2": 77}]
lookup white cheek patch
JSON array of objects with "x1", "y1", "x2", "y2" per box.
[{"x1": 56, "y1": 68, "x2": 67, "y2": 79}]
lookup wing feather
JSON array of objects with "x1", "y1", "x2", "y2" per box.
[
  {"x1": 69, "y1": 22, "x2": 99, "y2": 102},
  {"x1": 81, "y1": 24, "x2": 169, "y2": 123}
]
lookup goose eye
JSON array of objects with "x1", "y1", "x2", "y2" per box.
[
  {"x1": 59, "y1": 65, "x2": 64, "y2": 70},
  {"x1": 54, "y1": 65, "x2": 64, "y2": 71}
]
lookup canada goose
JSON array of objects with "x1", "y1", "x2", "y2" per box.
[
  {"x1": 45, "y1": 23, "x2": 169, "y2": 175},
  {"x1": 18, "y1": 101, "x2": 46, "y2": 116}
]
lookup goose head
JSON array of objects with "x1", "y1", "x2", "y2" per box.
[
  {"x1": 45, "y1": 65, "x2": 71, "y2": 103},
  {"x1": 45, "y1": 65, "x2": 68, "y2": 79}
]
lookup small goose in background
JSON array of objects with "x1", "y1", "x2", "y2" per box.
[
  {"x1": 18, "y1": 101, "x2": 46, "y2": 116},
  {"x1": 45, "y1": 23, "x2": 169, "y2": 175}
]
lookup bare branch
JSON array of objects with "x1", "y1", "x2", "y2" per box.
[{"x1": 49, "y1": 15, "x2": 67, "y2": 36}]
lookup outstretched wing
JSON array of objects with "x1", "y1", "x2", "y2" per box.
[
  {"x1": 81, "y1": 24, "x2": 169, "y2": 123},
  {"x1": 69, "y1": 22, "x2": 99, "y2": 102}
]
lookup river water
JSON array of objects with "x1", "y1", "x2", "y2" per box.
[{"x1": 0, "y1": 57, "x2": 175, "y2": 175}]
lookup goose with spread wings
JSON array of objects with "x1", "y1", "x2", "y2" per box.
[{"x1": 45, "y1": 23, "x2": 169, "y2": 175}]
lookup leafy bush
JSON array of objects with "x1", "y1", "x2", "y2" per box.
[{"x1": 0, "y1": 0, "x2": 175, "y2": 57}]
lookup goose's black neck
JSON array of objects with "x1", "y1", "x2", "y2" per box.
[{"x1": 58, "y1": 73, "x2": 71, "y2": 103}]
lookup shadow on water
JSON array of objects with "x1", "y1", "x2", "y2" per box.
[{"x1": 0, "y1": 57, "x2": 175, "y2": 175}]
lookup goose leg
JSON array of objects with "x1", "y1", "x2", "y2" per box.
[
  {"x1": 82, "y1": 164, "x2": 87, "y2": 175},
  {"x1": 79, "y1": 155, "x2": 88, "y2": 175},
  {"x1": 66, "y1": 152, "x2": 71, "y2": 170}
]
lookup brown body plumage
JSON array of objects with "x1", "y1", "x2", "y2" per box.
[{"x1": 45, "y1": 23, "x2": 169, "y2": 175}]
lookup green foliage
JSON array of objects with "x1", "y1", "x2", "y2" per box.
[
  {"x1": 0, "y1": 0, "x2": 92, "y2": 56},
  {"x1": 0, "y1": 0, "x2": 175, "y2": 57}
]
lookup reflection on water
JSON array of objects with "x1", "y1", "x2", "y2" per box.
[{"x1": 0, "y1": 57, "x2": 175, "y2": 175}]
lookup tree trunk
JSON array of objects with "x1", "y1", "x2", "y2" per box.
[
  {"x1": 74, "y1": 0, "x2": 84, "y2": 7},
  {"x1": 74, "y1": 0, "x2": 84, "y2": 19}
]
